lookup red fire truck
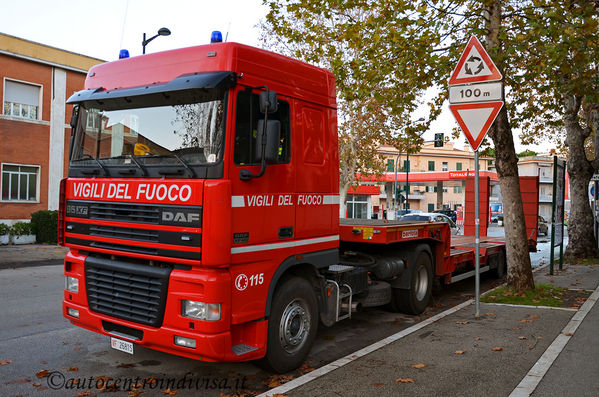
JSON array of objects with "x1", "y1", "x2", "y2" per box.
[{"x1": 59, "y1": 38, "x2": 506, "y2": 373}]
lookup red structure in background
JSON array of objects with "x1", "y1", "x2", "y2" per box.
[
  {"x1": 464, "y1": 176, "x2": 490, "y2": 236},
  {"x1": 463, "y1": 175, "x2": 540, "y2": 250}
]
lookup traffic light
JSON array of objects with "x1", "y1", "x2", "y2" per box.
[{"x1": 434, "y1": 133, "x2": 444, "y2": 147}]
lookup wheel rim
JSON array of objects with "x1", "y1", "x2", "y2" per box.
[
  {"x1": 279, "y1": 298, "x2": 311, "y2": 354},
  {"x1": 414, "y1": 264, "x2": 429, "y2": 301}
]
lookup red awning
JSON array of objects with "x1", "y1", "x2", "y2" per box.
[{"x1": 347, "y1": 185, "x2": 381, "y2": 195}]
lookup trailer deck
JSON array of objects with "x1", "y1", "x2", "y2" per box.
[{"x1": 340, "y1": 219, "x2": 506, "y2": 284}]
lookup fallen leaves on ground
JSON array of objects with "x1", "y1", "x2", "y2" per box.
[
  {"x1": 35, "y1": 370, "x2": 50, "y2": 378},
  {"x1": 372, "y1": 382, "x2": 384, "y2": 387},
  {"x1": 265, "y1": 375, "x2": 294, "y2": 388},
  {"x1": 492, "y1": 346, "x2": 503, "y2": 351},
  {"x1": 486, "y1": 313, "x2": 496, "y2": 316},
  {"x1": 456, "y1": 321, "x2": 470, "y2": 325},
  {"x1": 160, "y1": 389, "x2": 177, "y2": 396},
  {"x1": 67, "y1": 366, "x2": 78, "y2": 372},
  {"x1": 520, "y1": 319, "x2": 533, "y2": 323},
  {"x1": 410, "y1": 363, "x2": 427, "y2": 369},
  {"x1": 564, "y1": 333, "x2": 574, "y2": 336},
  {"x1": 0, "y1": 359, "x2": 13, "y2": 366},
  {"x1": 518, "y1": 336, "x2": 527, "y2": 340},
  {"x1": 395, "y1": 378, "x2": 415, "y2": 383},
  {"x1": 4, "y1": 378, "x2": 31, "y2": 385},
  {"x1": 455, "y1": 350, "x2": 467, "y2": 355},
  {"x1": 527, "y1": 315, "x2": 540, "y2": 319},
  {"x1": 76, "y1": 392, "x2": 91, "y2": 397}
]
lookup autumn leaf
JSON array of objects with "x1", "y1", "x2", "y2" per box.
[
  {"x1": 492, "y1": 346, "x2": 504, "y2": 351},
  {"x1": 456, "y1": 321, "x2": 470, "y2": 325},
  {"x1": 395, "y1": 378, "x2": 415, "y2": 383},
  {"x1": 0, "y1": 359, "x2": 13, "y2": 366},
  {"x1": 76, "y1": 392, "x2": 91, "y2": 397},
  {"x1": 128, "y1": 391, "x2": 143, "y2": 397},
  {"x1": 67, "y1": 366, "x2": 79, "y2": 372},
  {"x1": 455, "y1": 350, "x2": 467, "y2": 355},
  {"x1": 373, "y1": 382, "x2": 384, "y2": 387},
  {"x1": 33, "y1": 382, "x2": 41, "y2": 387},
  {"x1": 518, "y1": 336, "x2": 527, "y2": 340},
  {"x1": 527, "y1": 315, "x2": 540, "y2": 319},
  {"x1": 486, "y1": 313, "x2": 496, "y2": 316},
  {"x1": 160, "y1": 389, "x2": 177, "y2": 396},
  {"x1": 520, "y1": 319, "x2": 533, "y2": 323},
  {"x1": 117, "y1": 363, "x2": 136, "y2": 369},
  {"x1": 35, "y1": 370, "x2": 50, "y2": 378},
  {"x1": 564, "y1": 333, "x2": 574, "y2": 336},
  {"x1": 411, "y1": 363, "x2": 427, "y2": 369}
]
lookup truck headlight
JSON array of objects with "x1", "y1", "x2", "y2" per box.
[
  {"x1": 181, "y1": 300, "x2": 221, "y2": 321},
  {"x1": 65, "y1": 276, "x2": 79, "y2": 293}
]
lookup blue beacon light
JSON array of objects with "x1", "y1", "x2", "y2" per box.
[
  {"x1": 211, "y1": 31, "x2": 223, "y2": 43},
  {"x1": 119, "y1": 49, "x2": 130, "y2": 59}
]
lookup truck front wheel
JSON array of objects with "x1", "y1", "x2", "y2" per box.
[
  {"x1": 396, "y1": 250, "x2": 433, "y2": 315},
  {"x1": 260, "y1": 276, "x2": 318, "y2": 373}
]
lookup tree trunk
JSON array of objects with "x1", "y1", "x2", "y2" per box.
[
  {"x1": 563, "y1": 96, "x2": 598, "y2": 258},
  {"x1": 485, "y1": 0, "x2": 535, "y2": 291}
]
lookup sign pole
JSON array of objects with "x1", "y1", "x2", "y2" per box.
[
  {"x1": 475, "y1": 149, "x2": 480, "y2": 318},
  {"x1": 550, "y1": 156, "x2": 557, "y2": 275}
]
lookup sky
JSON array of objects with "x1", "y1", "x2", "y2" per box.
[{"x1": 0, "y1": 0, "x2": 550, "y2": 154}]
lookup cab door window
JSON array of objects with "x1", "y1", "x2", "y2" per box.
[{"x1": 233, "y1": 90, "x2": 290, "y2": 165}]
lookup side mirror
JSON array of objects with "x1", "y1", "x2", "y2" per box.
[
  {"x1": 70, "y1": 105, "x2": 79, "y2": 129},
  {"x1": 255, "y1": 119, "x2": 281, "y2": 163},
  {"x1": 259, "y1": 91, "x2": 278, "y2": 114}
]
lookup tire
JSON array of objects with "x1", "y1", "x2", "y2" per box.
[
  {"x1": 361, "y1": 281, "x2": 392, "y2": 307},
  {"x1": 259, "y1": 276, "x2": 318, "y2": 373},
  {"x1": 395, "y1": 250, "x2": 433, "y2": 315},
  {"x1": 491, "y1": 250, "x2": 506, "y2": 278}
]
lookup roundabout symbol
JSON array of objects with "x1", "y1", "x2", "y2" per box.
[{"x1": 464, "y1": 56, "x2": 484, "y2": 75}]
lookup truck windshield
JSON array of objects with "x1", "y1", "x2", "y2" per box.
[{"x1": 70, "y1": 94, "x2": 226, "y2": 172}]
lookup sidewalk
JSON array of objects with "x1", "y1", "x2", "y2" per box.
[
  {"x1": 0, "y1": 243, "x2": 67, "y2": 269},
  {"x1": 262, "y1": 264, "x2": 599, "y2": 397}
]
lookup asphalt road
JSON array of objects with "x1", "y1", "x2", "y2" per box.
[{"x1": 0, "y1": 226, "x2": 555, "y2": 396}]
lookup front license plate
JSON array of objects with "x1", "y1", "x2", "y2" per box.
[{"x1": 110, "y1": 337, "x2": 134, "y2": 354}]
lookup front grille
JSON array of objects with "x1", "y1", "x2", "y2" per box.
[
  {"x1": 89, "y1": 203, "x2": 161, "y2": 224},
  {"x1": 85, "y1": 256, "x2": 171, "y2": 327},
  {"x1": 90, "y1": 225, "x2": 159, "y2": 242}
]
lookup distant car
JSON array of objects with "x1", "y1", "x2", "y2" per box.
[
  {"x1": 434, "y1": 209, "x2": 457, "y2": 223},
  {"x1": 538, "y1": 215, "x2": 549, "y2": 236},
  {"x1": 399, "y1": 212, "x2": 462, "y2": 235},
  {"x1": 491, "y1": 213, "x2": 503, "y2": 223},
  {"x1": 395, "y1": 209, "x2": 422, "y2": 217}
]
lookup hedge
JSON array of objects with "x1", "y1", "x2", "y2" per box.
[
  {"x1": 30, "y1": 210, "x2": 58, "y2": 243},
  {"x1": 10, "y1": 222, "x2": 33, "y2": 236}
]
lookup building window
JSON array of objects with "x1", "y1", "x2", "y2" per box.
[
  {"x1": 428, "y1": 203, "x2": 435, "y2": 212},
  {"x1": 386, "y1": 159, "x2": 395, "y2": 172},
  {"x1": 1, "y1": 164, "x2": 39, "y2": 201},
  {"x1": 456, "y1": 162, "x2": 462, "y2": 171},
  {"x1": 454, "y1": 186, "x2": 463, "y2": 193},
  {"x1": 442, "y1": 162, "x2": 448, "y2": 171},
  {"x1": 346, "y1": 194, "x2": 369, "y2": 219},
  {"x1": 403, "y1": 160, "x2": 410, "y2": 172},
  {"x1": 442, "y1": 187, "x2": 448, "y2": 193},
  {"x1": 3, "y1": 80, "x2": 41, "y2": 120},
  {"x1": 428, "y1": 161, "x2": 435, "y2": 171}
]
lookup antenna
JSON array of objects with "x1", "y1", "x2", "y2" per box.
[
  {"x1": 119, "y1": 0, "x2": 130, "y2": 49},
  {"x1": 224, "y1": 21, "x2": 231, "y2": 42}
]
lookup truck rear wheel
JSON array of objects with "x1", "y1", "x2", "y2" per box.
[
  {"x1": 260, "y1": 276, "x2": 318, "y2": 373},
  {"x1": 395, "y1": 250, "x2": 433, "y2": 315}
]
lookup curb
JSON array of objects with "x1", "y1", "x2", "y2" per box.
[{"x1": 0, "y1": 259, "x2": 63, "y2": 270}]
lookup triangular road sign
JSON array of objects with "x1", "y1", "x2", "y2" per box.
[
  {"x1": 448, "y1": 36, "x2": 502, "y2": 85},
  {"x1": 449, "y1": 101, "x2": 504, "y2": 151}
]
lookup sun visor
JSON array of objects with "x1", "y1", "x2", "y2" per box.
[{"x1": 67, "y1": 71, "x2": 236, "y2": 109}]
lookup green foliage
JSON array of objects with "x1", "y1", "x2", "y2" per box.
[
  {"x1": 30, "y1": 210, "x2": 58, "y2": 244},
  {"x1": 0, "y1": 223, "x2": 10, "y2": 235},
  {"x1": 517, "y1": 150, "x2": 538, "y2": 158},
  {"x1": 10, "y1": 222, "x2": 33, "y2": 237}
]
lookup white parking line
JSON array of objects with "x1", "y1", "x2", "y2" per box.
[
  {"x1": 258, "y1": 299, "x2": 473, "y2": 397},
  {"x1": 509, "y1": 285, "x2": 599, "y2": 397}
]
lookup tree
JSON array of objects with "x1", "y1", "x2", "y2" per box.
[{"x1": 261, "y1": 1, "x2": 440, "y2": 216}]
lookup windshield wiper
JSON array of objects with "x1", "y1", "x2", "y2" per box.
[
  {"x1": 80, "y1": 154, "x2": 110, "y2": 176},
  {"x1": 171, "y1": 154, "x2": 196, "y2": 178},
  {"x1": 128, "y1": 155, "x2": 148, "y2": 177}
]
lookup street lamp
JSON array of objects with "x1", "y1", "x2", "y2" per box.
[{"x1": 142, "y1": 27, "x2": 171, "y2": 54}]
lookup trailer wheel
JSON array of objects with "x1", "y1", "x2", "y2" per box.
[
  {"x1": 396, "y1": 250, "x2": 433, "y2": 315},
  {"x1": 491, "y1": 250, "x2": 506, "y2": 278},
  {"x1": 259, "y1": 276, "x2": 318, "y2": 373}
]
